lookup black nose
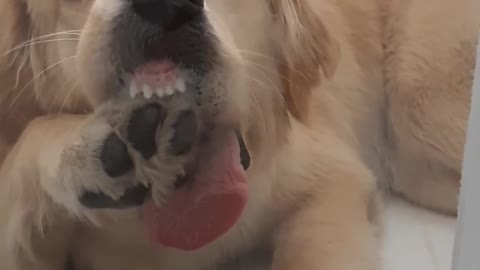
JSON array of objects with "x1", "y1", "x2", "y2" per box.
[{"x1": 131, "y1": 0, "x2": 204, "y2": 31}]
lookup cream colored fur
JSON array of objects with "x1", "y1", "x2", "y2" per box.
[{"x1": 0, "y1": 0, "x2": 478, "y2": 269}]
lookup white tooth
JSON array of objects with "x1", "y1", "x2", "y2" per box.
[
  {"x1": 143, "y1": 85, "x2": 153, "y2": 99},
  {"x1": 129, "y1": 81, "x2": 139, "y2": 98},
  {"x1": 175, "y1": 79, "x2": 186, "y2": 92},
  {"x1": 156, "y1": 87, "x2": 165, "y2": 97},
  {"x1": 165, "y1": 85, "x2": 174, "y2": 95}
]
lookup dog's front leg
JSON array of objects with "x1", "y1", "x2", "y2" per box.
[
  {"x1": 272, "y1": 162, "x2": 380, "y2": 270},
  {"x1": 0, "y1": 114, "x2": 89, "y2": 270},
  {"x1": 0, "y1": 95, "x2": 196, "y2": 270}
]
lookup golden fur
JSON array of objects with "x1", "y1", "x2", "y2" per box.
[{"x1": 0, "y1": 0, "x2": 479, "y2": 269}]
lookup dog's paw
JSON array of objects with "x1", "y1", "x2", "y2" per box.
[{"x1": 57, "y1": 95, "x2": 200, "y2": 213}]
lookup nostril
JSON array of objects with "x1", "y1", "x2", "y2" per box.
[
  {"x1": 131, "y1": 0, "x2": 203, "y2": 5},
  {"x1": 131, "y1": 0, "x2": 170, "y2": 26},
  {"x1": 187, "y1": 0, "x2": 204, "y2": 8},
  {"x1": 131, "y1": 0, "x2": 204, "y2": 31}
]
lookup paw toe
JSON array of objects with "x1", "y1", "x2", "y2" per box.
[
  {"x1": 170, "y1": 109, "x2": 197, "y2": 156},
  {"x1": 101, "y1": 133, "x2": 134, "y2": 177},
  {"x1": 127, "y1": 104, "x2": 166, "y2": 159}
]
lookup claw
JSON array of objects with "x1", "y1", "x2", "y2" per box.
[{"x1": 79, "y1": 185, "x2": 149, "y2": 209}]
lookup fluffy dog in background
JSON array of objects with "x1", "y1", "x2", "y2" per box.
[{"x1": 0, "y1": 0, "x2": 478, "y2": 269}]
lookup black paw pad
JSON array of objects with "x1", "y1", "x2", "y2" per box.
[
  {"x1": 101, "y1": 133, "x2": 134, "y2": 178},
  {"x1": 170, "y1": 110, "x2": 197, "y2": 156},
  {"x1": 127, "y1": 104, "x2": 166, "y2": 160},
  {"x1": 79, "y1": 185, "x2": 148, "y2": 209}
]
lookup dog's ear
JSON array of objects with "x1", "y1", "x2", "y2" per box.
[{"x1": 271, "y1": 0, "x2": 340, "y2": 123}]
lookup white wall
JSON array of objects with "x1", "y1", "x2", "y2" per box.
[{"x1": 451, "y1": 38, "x2": 480, "y2": 270}]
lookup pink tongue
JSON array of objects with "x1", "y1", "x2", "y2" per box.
[{"x1": 142, "y1": 130, "x2": 248, "y2": 251}]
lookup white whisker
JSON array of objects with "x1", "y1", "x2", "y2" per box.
[
  {"x1": 57, "y1": 81, "x2": 79, "y2": 115},
  {"x1": 15, "y1": 55, "x2": 29, "y2": 88},
  {"x1": 237, "y1": 49, "x2": 282, "y2": 64},
  {"x1": 10, "y1": 30, "x2": 81, "y2": 47},
  {"x1": 9, "y1": 55, "x2": 77, "y2": 108},
  {"x1": 229, "y1": 47, "x2": 312, "y2": 85},
  {"x1": 4, "y1": 38, "x2": 80, "y2": 56},
  {"x1": 4, "y1": 30, "x2": 81, "y2": 56}
]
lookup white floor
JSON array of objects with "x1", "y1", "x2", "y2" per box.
[{"x1": 382, "y1": 196, "x2": 457, "y2": 270}]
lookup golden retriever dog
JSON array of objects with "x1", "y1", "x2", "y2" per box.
[{"x1": 0, "y1": 0, "x2": 479, "y2": 269}]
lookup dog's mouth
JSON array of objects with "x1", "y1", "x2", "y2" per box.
[
  {"x1": 80, "y1": 59, "x2": 250, "y2": 250},
  {"x1": 76, "y1": 0, "x2": 250, "y2": 249},
  {"x1": 81, "y1": 115, "x2": 250, "y2": 250}
]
